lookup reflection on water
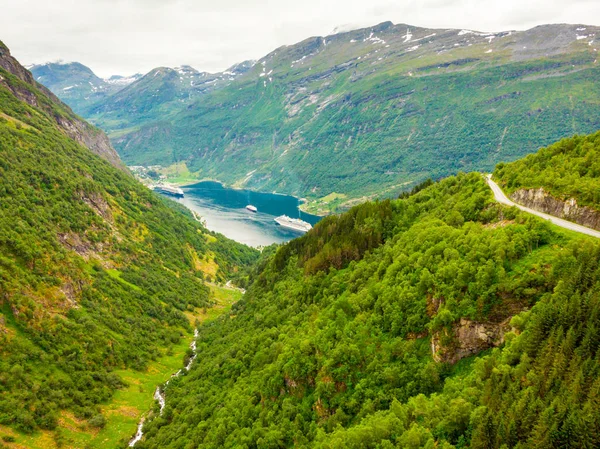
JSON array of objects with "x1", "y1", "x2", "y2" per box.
[{"x1": 173, "y1": 181, "x2": 321, "y2": 247}]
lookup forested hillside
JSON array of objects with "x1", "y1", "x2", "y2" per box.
[
  {"x1": 135, "y1": 165, "x2": 600, "y2": 448},
  {"x1": 0, "y1": 39, "x2": 257, "y2": 438},
  {"x1": 62, "y1": 22, "x2": 600, "y2": 213},
  {"x1": 494, "y1": 131, "x2": 600, "y2": 209}
]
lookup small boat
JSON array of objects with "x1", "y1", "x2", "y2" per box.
[{"x1": 246, "y1": 205, "x2": 258, "y2": 212}]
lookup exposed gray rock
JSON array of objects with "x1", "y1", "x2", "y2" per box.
[
  {"x1": 511, "y1": 188, "x2": 600, "y2": 231},
  {"x1": 432, "y1": 317, "x2": 512, "y2": 364}
]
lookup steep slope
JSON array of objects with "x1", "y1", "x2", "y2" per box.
[
  {"x1": 0, "y1": 39, "x2": 258, "y2": 438},
  {"x1": 134, "y1": 163, "x2": 600, "y2": 449},
  {"x1": 96, "y1": 22, "x2": 600, "y2": 210},
  {"x1": 28, "y1": 61, "x2": 140, "y2": 115},
  {"x1": 494, "y1": 131, "x2": 600, "y2": 229},
  {"x1": 0, "y1": 45, "x2": 126, "y2": 170}
]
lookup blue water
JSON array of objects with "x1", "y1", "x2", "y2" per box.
[{"x1": 174, "y1": 181, "x2": 321, "y2": 247}]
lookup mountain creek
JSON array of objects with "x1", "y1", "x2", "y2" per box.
[
  {"x1": 0, "y1": 283, "x2": 243, "y2": 449},
  {"x1": 128, "y1": 328, "x2": 200, "y2": 447},
  {"x1": 127, "y1": 284, "x2": 244, "y2": 448}
]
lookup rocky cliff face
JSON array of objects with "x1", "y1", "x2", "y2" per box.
[
  {"x1": 511, "y1": 188, "x2": 600, "y2": 231},
  {"x1": 431, "y1": 317, "x2": 511, "y2": 364},
  {"x1": 427, "y1": 294, "x2": 515, "y2": 364},
  {"x1": 0, "y1": 40, "x2": 126, "y2": 171}
]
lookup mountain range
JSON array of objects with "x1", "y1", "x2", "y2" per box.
[
  {"x1": 31, "y1": 21, "x2": 600, "y2": 214},
  {"x1": 28, "y1": 61, "x2": 142, "y2": 115},
  {"x1": 3, "y1": 20, "x2": 600, "y2": 449}
]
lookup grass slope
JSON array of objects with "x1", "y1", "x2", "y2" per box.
[{"x1": 0, "y1": 40, "x2": 258, "y2": 441}]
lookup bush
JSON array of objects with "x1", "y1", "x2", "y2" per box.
[{"x1": 88, "y1": 414, "x2": 106, "y2": 429}]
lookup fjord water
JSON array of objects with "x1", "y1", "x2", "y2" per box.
[{"x1": 176, "y1": 181, "x2": 321, "y2": 247}]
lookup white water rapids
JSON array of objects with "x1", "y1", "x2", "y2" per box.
[{"x1": 128, "y1": 328, "x2": 199, "y2": 447}]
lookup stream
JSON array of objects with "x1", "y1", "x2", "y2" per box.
[{"x1": 128, "y1": 328, "x2": 199, "y2": 447}]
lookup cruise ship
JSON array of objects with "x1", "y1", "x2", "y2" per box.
[
  {"x1": 153, "y1": 184, "x2": 184, "y2": 198},
  {"x1": 274, "y1": 215, "x2": 312, "y2": 233}
]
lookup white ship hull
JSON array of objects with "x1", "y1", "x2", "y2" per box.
[
  {"x1": 246, "y1": 205, "x2": 257, "y2": 212},
  {"x1": 274, "y1": 215, "x2": 312, "y2": 233},
  {"x1": 154, "y1": 185, "x2": 184, "y2": 198}
]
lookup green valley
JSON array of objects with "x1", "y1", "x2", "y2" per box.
[
  {"x1": 33, "y1": 22, "x2": 600, "y2": 213},
  {"x1": 130, "y1": 158, "x2": 600, "y2": 448},
  {"x1": 0, "y1": 284, "x2": 242, "y2": 449},
  {"x1": 0, "y1": 39, "x2": 258, "y2": 448},
  {"x1": 3, "y1": 13, "x2": 600, "y2": 449}
]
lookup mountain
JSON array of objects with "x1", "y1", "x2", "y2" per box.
[
  {"x1": 84, "y1": 62, "x2": 254, "y2": 131},
  {"x1": 2, "y1": 52, "x2": 125, "y2": 170},
  {"x1": 6, "y1": 29, "x2": 600, "y2": 448},
  {"x1": 29, "y1": 59, "x2": 255, "y2": 139},
  {"x1": 104, "y1": 73, "x2": 144, "y2": 86},
  {"x1": 66, "y1": 21, "x2": 598, "y2": 213},
  {"x1": 132, "y1": 133, "x2": 600, "y2": 448},
  {"x1": 29, "y1": 61, "x2": 141, "y2": 115},
  {"x1": 0, "y1": 39, "x2": 257, "y2": 439}
]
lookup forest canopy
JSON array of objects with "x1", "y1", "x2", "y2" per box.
[
  {"x1": 0, "y1": 59, "x2": 258, "y2": 435},
  {"x1": 136, "y1": 166, "x2": 600, "y2": 449}
]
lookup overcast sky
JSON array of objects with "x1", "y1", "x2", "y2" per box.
[{"x1": 1, "y1": 0, "x2": 599, "y2": 77}]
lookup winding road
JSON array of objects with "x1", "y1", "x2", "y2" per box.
[{"x1": 485, "y1": 175, "x2": 600, "y2": 239}]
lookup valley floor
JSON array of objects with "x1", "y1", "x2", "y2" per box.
[{"x1": 0, "y1": 284, "x2": 242, "y2": 449}]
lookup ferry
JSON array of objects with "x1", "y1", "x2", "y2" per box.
[
  {"x1": 274, "y1": 215, "x2": 312, "y2": 233},
  {"x1": 153, "y1": 184, "x2": 184, "y2": 198},
  {"x1": 246, "y1": 205, "x2": 258, "y2": 212}
]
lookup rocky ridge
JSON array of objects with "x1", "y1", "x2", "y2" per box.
[{"x1": 0, "y1": 41, "x2": 126, "y2": 170}]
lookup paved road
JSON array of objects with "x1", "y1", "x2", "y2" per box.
[{"x1": 485, "y1": 174, "x2": 600, "y2": 239}]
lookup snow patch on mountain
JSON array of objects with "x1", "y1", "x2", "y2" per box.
[
  {"x1": 104, "y1": 75, "x2": 141, "y2": 86},
  {"x1": 364, "y1": 32, "x2": 386, "y2": 45}
]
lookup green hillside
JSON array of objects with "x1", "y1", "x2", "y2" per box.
[
  {"x1": 27, "y1": 61, "x2": 136, "y2": 115},
  {"x1": 30, "y1": 61, "x2": 254, "y2": 135},
  {"x1": 71, "y1": 22, "x2": 600, "y2": 213},
  {"x1": 83, "y1": 62, "x2": 253, "y2": 129},
  {"x1": 494, "y1": 131, "x2": 600, "y2": 208},
  {"x1": 134, "y1": 162, "x2": 600, "y2": 448},
  {"x1": 0, "y1": 39, "x2": 258, "y2": 440}
]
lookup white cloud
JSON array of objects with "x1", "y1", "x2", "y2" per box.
[{"x1": 0, "y1": 0, "x2": 598, "y2": 77}]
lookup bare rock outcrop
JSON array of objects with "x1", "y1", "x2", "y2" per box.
[
  {"x1": 511, "y1": 188, "x2": 600, "y2": 231},
  {"x1": 432, "y1": 317, "x2": 511, "y2": 364}
]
